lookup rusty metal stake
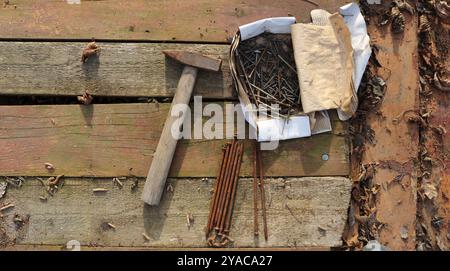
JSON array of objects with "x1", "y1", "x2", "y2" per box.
[
  {"x1": 224, "y1": 141, "x2": 244, "y2": 234},
  {"x1": 215, "y1": 140, "x2": 237, "y2": 231},
  {"x1": 252, "y1": 141, "x2": 259, "y2": 236},
  {"x1": 257, "y1": 142, "x2": 268, "y2": 241},
  {"x1": 206, "y1": 144, "x2": 228, "y2": 236},
  {"x1": 211, "y1": 143, "x2": 232, "y2": 231},
  {"x1": 218, "y1": 140, "x2": 240, "y2": 233}
]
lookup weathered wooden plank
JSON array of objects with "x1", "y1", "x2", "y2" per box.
[
  {"x1": 421, "y1": 24, "x2": 450, "y2": 250},
  {"x1": 0, "y1": 177, "x2": 351, "y2": 248},
  {"x1": 363, "y1": 15, "x2": 419, "y2": 250},
  {"x1": 0, "y1": 103, "x2": 349, "y2": 177},
  {"x1": 0, "y1": 42, "x2": 232, "y2": 98},
  {"x1": 0, "y1": 0, "x2": 349, "y2": 42},
  {"x1": 2, "y1": 244, "x2": 330, "y2": 251}
]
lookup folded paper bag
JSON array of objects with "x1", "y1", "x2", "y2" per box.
[{"x1": 291, "y1": 14, "x2": 355, "y2": 119}]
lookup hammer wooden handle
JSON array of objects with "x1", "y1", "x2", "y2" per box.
[{"x1": 142, "y1": 65, "x2": 198, "y2": 205}]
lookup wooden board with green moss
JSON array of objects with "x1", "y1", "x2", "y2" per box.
[{"x1": 0, "y1": 103, "x2": 349, "y2": 177}]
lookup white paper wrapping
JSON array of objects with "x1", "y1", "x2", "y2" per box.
[
  {"x1": 234, "y1": 2, "x2": 370, "y2": 142},
  {"x1": 238, "y1": 17, "x2": 311, "y2": 142},
  {"x1": 239, "y1": 17, "x2": 296, "y2": 41},
  {"x1": 339, "y1": 3, "x2": 372, "y2": 91}
]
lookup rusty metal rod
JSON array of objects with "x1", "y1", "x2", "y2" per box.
[
  {"x1": 211, "y1": 143, "x2": 232, "y2": 230},
  {"x1": 206, "y1": 144, "x2": 228, "y2": 236},
  {"x1": 219, "y1": 140, "x2": 242, "y2": 233},
  {"x1": 218, "y1": 140, "x2": 240, "y2": 233},
  {"x1": 224, "y1": 141, "x2": 244, "y2": 234},
  {"x1": 214, "y1": 140, "x2": 237, "y2": 231},
  {"x1": 252, "y1": 141, "x2": 259, "y2": 236},
  {"x1": 257, "y1": 142, "x2": 268, "y2": 241}
]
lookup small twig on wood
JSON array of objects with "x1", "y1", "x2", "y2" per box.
[
  {"x1": 112, "y1": 177, "x2": 123, "y2": 189},
  {"x1": 302, "y1": 0, "x2": 319, "y2": 7},
  {"x1": 107, "y1": 222, "x2": 116, "y2": 230},
  {"x1": 0, "y1": 203, "x2": 15, "y2": 212},
  {"x1": 142, "y1": 232, "x2": 151, "y2": 241},
  {"x1": 93, "y1": 188, "x2": 108, "y2": 193},
  {"x1": 285, "y1": 203, "x2": 302, "y2": 225}
]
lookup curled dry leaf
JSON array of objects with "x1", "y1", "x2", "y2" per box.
[
  {"x1": 394, "y1": 0, "x2": 414, "y2": 15},
  {"x1": 48, "y1": 174, "x2": 64, "y2": 186},
  {"x1": 400, "y1": 225, "x2": 409, "y2": 240},
  {"x1": 433, "y1": 72, "x2": 450, "y2": 92},
  {"x1": 391, "y1": 6, "x2": 405, "y2": 34},
  {"x1": 77, "y1": 90, "x2": 93, "y2": 105},
  {"x1": 81, "y1": 41, "x2": 101, "y2": 63},
  {"x1": 0, "y1": 182, "x2": 6, "y2": 199},
  {"x1": 422, "y1": 182, "x2": 438, "y2": 200},
  {"x1": 435, "y1": 1, "x2": 450, "y2": 24}
]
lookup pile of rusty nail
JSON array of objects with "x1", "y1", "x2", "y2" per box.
[
  {"x1": 206, "y1": 140, "x2": 244, "y2": 247},
  {"x1": 235, "y1": 33, "x2": 301, "y2": 117}
]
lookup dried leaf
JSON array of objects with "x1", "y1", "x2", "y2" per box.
[
  {"x1": 400, "y1": 225, "x2": 409, "y2": 240},
  {"x1": 423, "y1": 183, "x2": 438, "y2": 200},
  {"x1": 0, "y1": 182, "x2": 6, "y2": 199}
]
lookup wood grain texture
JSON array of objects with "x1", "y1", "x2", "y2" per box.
[
  {"x1": 0, "y1": 0, "x2": 349, "y2": 42},
  {"x1": 0, "y1": 103, "x2": 349, "y2": 177},
  {"x1": 2, "y1": 245, "x2": 331, "y2": 251},
  {"x1": 363, "y1": 16, "x2": 419, "y2": 250},
  {"x1": 0, "y1": 177, "x2": 351, "y2": 248},
  {"x1": 0, "y1": 42, "x2": 232, "y2": 98}
]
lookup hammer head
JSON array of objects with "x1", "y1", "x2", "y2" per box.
[{"x1": 163, "y1": 50, "x2": 222, "y2": 72}]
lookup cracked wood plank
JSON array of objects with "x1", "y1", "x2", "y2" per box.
[
  {"x1": 0, "y1": 0, "x2": 349, "y2": 42},
  {"x1": 0, "y1": 42, "x2": 232, "y2": 98},
  {"x1": 0, "y1": 103, "x2": 349, "y2": 178},
  {"x1": 0, "y1": 177, "x2": 351, "y2": 248}
]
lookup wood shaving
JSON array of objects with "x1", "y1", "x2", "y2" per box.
[
  {"x1": 112, "y1": 177, "x2": 123, "y2": 189},
  {"x1": 142, "y1": 232, "x2": 151, "y2": 241},
  {"x1": 0, "y1": 203, "x2": 14, "y2": 212},
  {"x1": 93, "y1": 188, "x2": 108, "y2": 193}
]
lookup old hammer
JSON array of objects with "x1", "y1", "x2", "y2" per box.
[{"x1": 142, "y1": 50, "x2": 222, "y2": 206}]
